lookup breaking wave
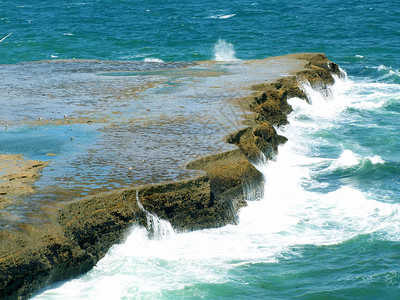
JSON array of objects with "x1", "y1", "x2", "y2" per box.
[
  {"x1": 33, "y1": 71, "x2": 400, "y2": 300},
  {"x1": 144, "y1": 57, "x2": 164, "y2": 63}
]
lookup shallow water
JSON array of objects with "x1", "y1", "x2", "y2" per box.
[{"x1": 0, "y1": 56, "x2": 304, "y2": 228}]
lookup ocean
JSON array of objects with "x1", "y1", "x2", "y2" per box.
[{"x1": 1, "y1": 0, "x2": 400, "y2": 298}]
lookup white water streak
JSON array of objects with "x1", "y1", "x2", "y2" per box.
[
  {"x1": 136, "y1": 191, "x2": 175, "y2": 239},
  {"x1": 0, "y1": 32, "x2": 13, "y2": 43},
  {"x1": 209, "y1": 14, "x2": 236, "y2": 19},
  {"x1": 144, "y1": 57, "x2": 164, "y2": 63}
]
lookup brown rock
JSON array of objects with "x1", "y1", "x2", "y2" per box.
[{"x1": 0, "y1": 53, "x2": 342, "y2": 299}]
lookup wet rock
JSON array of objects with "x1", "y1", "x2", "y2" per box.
[
  {"x1": 0, "y1": 53, "x2": 341, "y2": 299},
  {"x1": 0, "y1": 154, "x2": 48, "y2": 209}
]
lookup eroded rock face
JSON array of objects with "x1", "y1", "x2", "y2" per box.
[{"x1": 0, "y1": 53, "x2": 341, "y2": 300}]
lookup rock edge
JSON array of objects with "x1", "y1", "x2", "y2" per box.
[{"x1": 0, "y1": 53, "x2": 341, "y2": 299}]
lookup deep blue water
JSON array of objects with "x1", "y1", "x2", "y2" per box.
[
  {"x1": 2, "y1": 0, "x2": 400, "y2": 299},
  {"x1": 1, "y1": 0, "x2": 400, "y2": 75}
]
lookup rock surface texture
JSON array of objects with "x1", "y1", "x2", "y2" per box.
[
  {"x1": 0, "y1": 155, "x2": 47, "y2": 202},
  {"x1": 0, "y1": 53, "x2": 341, "y2": 299}
]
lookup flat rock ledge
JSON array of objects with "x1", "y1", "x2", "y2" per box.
[
  {"x1": 0, "y1": 53, "x2": 342, "y2": 299},
  {"x1": 0, "y1": 155, "x2": 48, "y2": 206}
]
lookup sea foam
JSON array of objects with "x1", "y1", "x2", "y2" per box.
[
  {"x1": 144, "y1": 57, "x2": 164, "y2": 63},
  {"x1": 213, "y1": 39, "x2": 239, "y2": 61},
  {"x1": 209, "y1": 14, "x2": 236, "y2": 19},
  {"x1": 33, "y1": 67, "x2": 400, "y2": 300}
]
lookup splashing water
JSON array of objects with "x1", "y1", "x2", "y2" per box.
[
  {"x1": 136, "y1": 191, "x2": 175, "y2": 239},
  {"x1": 33, "y1": 75, "x2": 400, "y2": 299},
  {"x1": 213, "y1": 39, "x2": 239, "y2": 61}
]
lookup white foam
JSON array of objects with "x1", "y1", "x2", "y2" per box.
[
  {"x1": 343, "y1": 80, "x2": 400, "y2": 111},
  {"x1": 368, "y1": 155, "x2": 385, "y2": 164},
  {"x1": 295, "y1": 77, "x2": 352, "y2": 119},
  {"x1": 144, "y1": 57, "x2": 164, "y2": 63},
  {"x1": 374, "y1": 65, "x2": 400, "y2": 81},
  {"x1": 213, "y1": 39, "x2": 239, "y2": 61},
  {"x1": 298, "y1": 74, "x2": 400, "y2": 117},
  {"x1": 326, "y1": 150, "x2": 385, "y2": 171},
  {"x1": 335, "y1": 149, "x2": 360, "y2": 168},
  {"x1": 209, "y1": 14, "x2": 236, "y2": 19},
  {"x1": 33, "y1": 66, "x2": 400, "y2": 300},
  {"x1": 377, "y1": 65, "x2": 388, "y2": 72}
]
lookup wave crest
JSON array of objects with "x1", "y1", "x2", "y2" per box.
[
  {"x1": 209, "y1": 14, "x2": 236, "y2": 19},
  {"x1": 144, "y1": 57, "x2": 164, "y2": 63}
]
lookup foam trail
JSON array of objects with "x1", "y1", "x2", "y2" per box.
[{"x1": 214, "y1": 39, "x2": 239, "y2": 61}]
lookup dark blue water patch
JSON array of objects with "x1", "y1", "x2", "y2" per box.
[
  {"x1": 189, "y1": 237, "x2": 400, "y2": 299},
  {"x1": 344, "y1": 105, "x2": 400, "y2": 129},
  {"x1": 304, "y1": 134, "x2": 345, "y2": 160},
  {"x1": 1, "y1": 0, "x2": 400, "y2": 76},
  {"x1": 339, "y1": 111, "x2": 399, "y2": 160},
  {"x1": 323, "y1": 159, "x2": 399, "y2": 181},
  {"x1": 307, "y1": 157, "x2": 400, "y2": 196},
  {"x1": 0, "y1": 124, "x2": 100, "y2": 161},
  {"x1": 305, "y1": 104, "x2": 399, "y2": 164},
  {"x1": 372, "y1": 67, "x2": 400, "y2": 84},
  {"x1": 162, "y1": 237, "x2": 400, "y2": 299},
  {"x1": 162, "y1": 281, "x2": 260, "y2": 299}
]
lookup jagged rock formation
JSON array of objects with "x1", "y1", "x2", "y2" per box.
[{"x1": 0, "y1": 53, "x2": 341, "y2": 299}]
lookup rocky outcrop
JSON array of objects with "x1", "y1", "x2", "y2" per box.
[
  {"x1": 0, "y1": 53, "x2": 341, "y2": 299},
  {"x1": 0, "y1": 154, "x2": 48, "y2": 208}
]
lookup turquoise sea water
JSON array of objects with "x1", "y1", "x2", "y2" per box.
[{"x1": 2, "y1": 0, "x2": 400, "y2": 299}]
